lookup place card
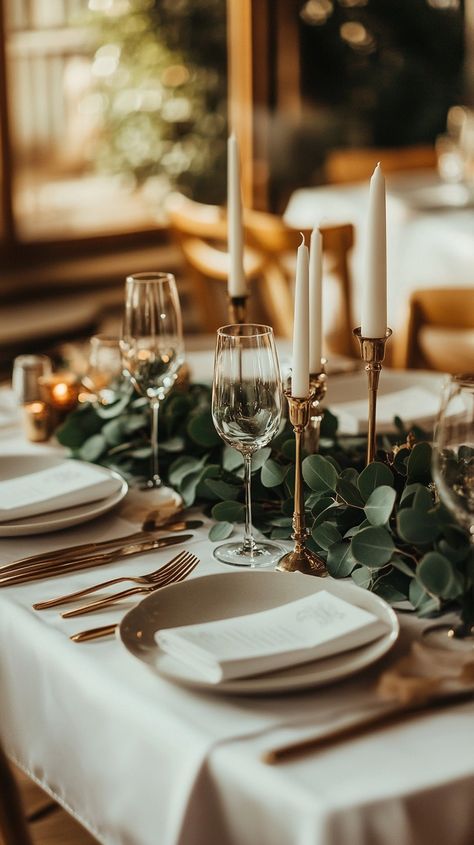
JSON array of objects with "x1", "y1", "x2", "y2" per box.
[
  {"x1": 0, "y1": 462, "x2": 121, "y2": 522},
  {"x1": 155, "y1": 591, "x2": 389, "y2": 683}
]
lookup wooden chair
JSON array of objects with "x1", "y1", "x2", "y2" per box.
[
  {"x1": 243, "y1": 209, "x2": 356, "y2": 355},
  {"x1": 166, "y1": 194, "x2": 266, "y2": 332},
  {"x1": 0, "y1": 744, "x2": 99, "y2": 845},
  {"x1": 395, "y1": 287, "x2": 474, "y2": 372},
  {"x1": 168, "y1": 194, "x2": 356, "y2": 355},
  {"x1": 325, "y1": 144, "x2": 437, "y2": 184}
]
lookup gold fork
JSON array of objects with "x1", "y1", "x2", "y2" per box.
[
  {"x1": 33, "y1": 549, "x2": 195, "y2": 611},
  {"x1": 61, "y1": 552, "x2": 199, "y2": 618}
]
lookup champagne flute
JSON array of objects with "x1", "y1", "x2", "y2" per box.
[
  {"x1": 212, "y1": 324, "x2": 283, "y2": 566},
  {"x1": 121, "y1": 272, "x2": 184, "y2": 488},
  {"x1": 426, "y1": 373, "x2": 474, "y2": 648}
]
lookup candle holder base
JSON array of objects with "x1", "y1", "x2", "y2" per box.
[
  {"x1": 228, "y1": 295, "x2": 248, "y2": 324},
  {"x1": 277, "y1": 544, "x2": 327, "y2": 576},
  {"x1": 353, "y1": 327, "x2": 392, "y2": 464}
]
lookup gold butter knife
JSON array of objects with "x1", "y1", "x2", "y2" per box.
[
  {"x1": 263, "y1": 687, "x2": 474, "y2": 764},
  {"x1": 70, "y1": 623, "x2": 118, "y2": 642},
  {"x1": 0, "y1": 533, "x2": 193, "y2": 587}
]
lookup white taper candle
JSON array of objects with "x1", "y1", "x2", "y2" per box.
[
  {"x1": 361, "y1": 162, "x2": 387, "y2": 337},
  {"x1": 291, "y1": 235, "x2": 310, "y2": 398},
  {"x1": 309, "y1": 227, "x2": 323, "y2": 371},
  {"x1": 227, "y1": 134, "x2": 247, "y2": 298}
]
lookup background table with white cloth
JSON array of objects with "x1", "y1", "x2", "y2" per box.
[
  {"x1": 284, "y1": 171, "x2": 474, "y2": 335},
  {"x1": 0, "y1": 383, "x2": 473, "y2": 845}
]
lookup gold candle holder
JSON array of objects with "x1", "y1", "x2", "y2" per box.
[
  {"x1": 39, "y1": 373, "x2": 80, "y2": 414},
  {"x1": 228, "y1": 295, "x2": 248, "y2": 324},
  {"x1": 277, "y1": 389, "x2": 327, "y2": 577},
  {"x1": 305, "y1": 358, "x2": 328, "y2": 454},
  {"x1": 353, "y1": 327, "x2": 392, "y2": 465}
]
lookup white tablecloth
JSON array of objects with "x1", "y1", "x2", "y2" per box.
[
  {"x1": 0, "y1": 415, "x2": 473, "y2": 845},
  {"x1": 284, "y1": 171, "x2": 474, "y2": 333}
]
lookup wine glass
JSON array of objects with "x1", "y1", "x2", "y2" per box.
[
  {"x1": 426, "y1": 373, "x2": 474, "y2": 648},
  {"x1": 212, "y1": 323, "x2": 283, "y2": 566},
  {"x1": 82, "y1": 335, "x2": 125, "y2": 404},
  {"x1": 121, "y1": 272, "x2": 184, "y2": 488}
]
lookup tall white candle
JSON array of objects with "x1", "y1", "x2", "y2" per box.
[
  {"x1": 361, "y1": 162, "x2": 387, "y2": 337},
  {"x1": 309, "y1": 227, "x2": 323, "y2": 372},
  {"x1": 292, "y1": 235, "x2": 310, "y2": 398},
  {"x1": 227, "y1": 134, "x2": 247, "y2": 298}
]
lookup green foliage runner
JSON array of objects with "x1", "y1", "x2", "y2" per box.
[{"x1": 57, "y1": 383, "x2": 474, "y2": 627}]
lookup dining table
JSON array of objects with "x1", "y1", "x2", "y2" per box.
[{"x1": 0, "y1": 349, "x2": 473, "y2": 845}]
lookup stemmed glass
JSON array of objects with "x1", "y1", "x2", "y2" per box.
[
  {"x1": 427, "y1": 373, "x2": 474, "y2": 647},
  {"x1": 212, "y1": 323, "x2": 283, "y2": 566},
  {"x1": 82, "y1": 335, "x2": 125, "y2": 404},
  {"x1": 121, "y1": 272, "x2": 184, "y2": 489}
]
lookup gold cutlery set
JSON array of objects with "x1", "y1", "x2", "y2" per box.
[{"x1": 0, "y1": 515, "x2": 202, "y2": 641}]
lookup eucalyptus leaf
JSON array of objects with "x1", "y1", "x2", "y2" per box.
[
  {"x1": 212, "y1": 500, "x2": 246, "y2": 523},
  {"x1": 364, "y1": 485, "x2": 396, "y2": 526},
  {"x1": 397, "y1": 508, "x2": 440, "y2": 545},
  {"x1": 284, "y1": 465, "x2": 296, "y2": 496},
  {"x1": 205, "y1": 479, "x2": 240, "y2": 501},
  {"x1": 311, "y1": 523, "x2": 342, "y2": 551},
  {"x1": 409, "y1": 579, "x2": 441, "y2": 615},
  {"x1": 407, "y1": 442, "x2": 432, "y2": 483},
  {"x1": 326, "y1": 542, "x2": 357, "y2": 577},
  {"x1": 358, "y1": 461, "x2": 394, "y2": 500},
  {"x1": 418, "y1": 552, "x2": 464, "y2": 599},
  {"x1": 208, "y1": 521, "x2": 234, "y2": 542},
  {"x1": 351, "y1": 526, "x2": 395, "y2": 567},
  {"x1": 351, "y1": 566, "x2": 372, "y2": 589},
  {"x1": 261, "y1": 458, "x2": 285, "y2": 488},
  {"x1": 302, "y1": 454, "x2": 338, "y2": 493},
  {"x1": 336, "y1": 478, "x2": 364, "y2": 507},
  {"x1": 187, "y1": 412, "x2": 221, "y2": 447},
  {"x1": 281, "y1": 439, "x2": 296, "y2": 461},
  {"x1": 223, "y1": 446, "x2": 244, "y2": 472},
  {"x1": 251, "y1": 447, "x2": 272, "y2": 472},
  {"x1": 78, "y1": 434, "x2": 107, "y2": 462}
]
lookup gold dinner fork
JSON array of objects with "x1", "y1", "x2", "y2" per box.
[
  {"x1": 60, "y1": 551, "x2": 199, "y2": 618},
  {"x1": 33, "y1": 550, "x2": 198, "y2": 611}
]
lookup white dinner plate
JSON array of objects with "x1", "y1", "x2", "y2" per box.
[
  {"x1": 119, "y1": 571, "x2": 399, "y2": 696},
  {"x1": 0, "y1": 455, "x2": 127, "y2": 536},
  {"x1": 327, "y1": 368, "x2": 446, "y2": 434}
]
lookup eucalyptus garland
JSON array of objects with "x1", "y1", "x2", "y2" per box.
[{"x1": 56, "y1": 383, "x2": 474, "y2": 626}]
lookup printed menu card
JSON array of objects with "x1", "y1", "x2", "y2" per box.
[{"x1": 156, "y1": 590, "x2": 389, "y2": 683}]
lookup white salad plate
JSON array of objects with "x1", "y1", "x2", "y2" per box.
[
  {"x1": 119, "y1": 571, "x2": 399, "y2": 696},
  {"x1": 0, "y1": 455, "x2": 127, "y2": 536}
]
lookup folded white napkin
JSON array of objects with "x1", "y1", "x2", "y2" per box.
[
  {"x1": 156, "y1": 591, "x2": 388, "y2": 684},
  {"x1": 333, "y1": 386, "x2": 440, "y2": 435},
  {"x1": 0, "y1": 461, "x2": 122, "y2": 522}
]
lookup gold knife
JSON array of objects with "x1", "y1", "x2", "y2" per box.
[
  {"x1": 0, "y1": 534, "x2": 193, "y2": 587},
  {"x1": 0, "y1": 520, "x2": 202, "y2": 574}
]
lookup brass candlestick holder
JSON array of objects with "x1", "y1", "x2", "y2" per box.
[
  {"x1": 353, "y1": 327, "x2": 392, "y2": 465},
  {"x1": 228, "y1": 295, "x2": 248, "y2": 324},
  {"x1": 277, "y1": 388, "x2": 327, "y2": 577},
  {"x1": 305, "y1": 359, "x2": 328, "y2": 454}
]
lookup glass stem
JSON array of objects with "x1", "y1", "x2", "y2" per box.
[
  {"x1": 242, "y1": 453, "x2": 255, "y2": 554},
  {"x1": 149, "y1": 398, "x2": 161, "y2": 488}
]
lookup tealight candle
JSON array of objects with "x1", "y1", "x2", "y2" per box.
[
  {"x1": 39, "y1": 374, "x2": 80, "y2": 412},
  {"x1": 22, "y1": 401, "x2": 51, "y2": 442}
]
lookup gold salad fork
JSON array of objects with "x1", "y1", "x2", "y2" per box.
[
  {"x1": 33, "y1": 550, "x2": 198, "y2": 611},
  {"x1": 61, "y1": 551, "x2": 199, "y2": 618}
]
